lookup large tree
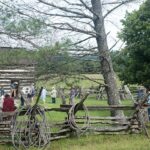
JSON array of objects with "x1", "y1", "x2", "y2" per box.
[
  {"x1": 0, "y1": 0, "x2": 138, "y2": 116},
  {"x1": 119, "y1": 0, "x2": 150, "y2": 89}
]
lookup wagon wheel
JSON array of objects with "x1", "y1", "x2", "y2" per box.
[
  {"x1": 68, "y1": 103, "x2": 89, "y2": 132},
  {"x1": 11, "y1": 106, "x2": 51, "y2": 150},
  {"x1": 28, "y1": 106, "x2": 51, "y2": 148},
  {"x1": 11, "y1": 107, "x2": 31, "y2": 149},
  {"x1": 68, "y1": 100, "x2": 90, "y2": 133},
  {"x1": 11, "y1": 87, "x2": 51, "y2": 149}
]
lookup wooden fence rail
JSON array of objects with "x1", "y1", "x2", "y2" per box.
[{"x1": 0, "y1": 103, "x2": 149, "y2": 147}]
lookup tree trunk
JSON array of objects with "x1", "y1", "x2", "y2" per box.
[{"x1": 91, "y1": 0, "x2": 124, "y2": 117}]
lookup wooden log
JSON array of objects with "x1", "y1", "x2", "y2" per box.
[
  {"x1": 130, "y1": 125, "x2": 140, "y2": 129},
  {"x1": 0, "y1": 69, "x2": 34, "y2": 73},
  {"x1": 50, "y1": 134, "x2": 70, "y2": 141},
  {"x1": 0, "y1": 65, "x2": 35, "y2": 68},
  {"x1": 60, "y1": 104, "x2": 72, "y2": 108},
  {"x1": 0, "y1": 131, "x2": 11, "y2": 133},
  {"x1": 93, "y1": 131, "x2": 128, "y2": 135},
  {"x1": 0, "y1": 135, "x2": 11, "y2": 138},
  {"x1": 0, "y1": 140, "x2": 12, "y2": 144},
  {"x1": 0, "y1": 74, "x2": 34, "y2": 78},
  {"x1": 60, "y1": 105, "x2": 135, "y2": 111},
  {"x1": 0, "y1": 127, "x2": 11, "y2": 130},
  {"x1": 0, "y1": 80, "x2": 11, "y2": 84},
  {"x1": 45, "y1": 108, "x2": 69, "y2": 112},
  {"x1": 0, "y1": 111, "x2": 16, "y2": 117},
  {"x1": 75, "y1": 120, "x2": 130, "y2": 125},
  {"x1": 0, "y1": 121, "x2": 11, "y2": 125},
  {"x1": 89, "y1": 126, "x2": 129, "y2": 132},
  {"x1": 75, "y1": 116, "x2": 132, "y2": 121},
  {"x1": 0, "y1": 133, "x2": 11, "y2": 136},
  {"x1": 0, "y1": 77, "x2": 34, "y2": 80},
  {"x1": 87, "y1": 105, "x2": 135, "y2": 110},
  {"x1": 49, "y1": 124, "x2": 69, "y2": 128},
  {"x1": 51, "y1": 129, "x2": 71, "y2": 136}
]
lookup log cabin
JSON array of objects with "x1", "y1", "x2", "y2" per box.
[{"x1": 0, "y1": 47, "x2": 35, "y2": 97}]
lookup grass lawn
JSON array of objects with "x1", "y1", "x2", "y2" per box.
[
  {"x1": 49, "y1": 133, "x2": 150, "y2": 150},
  {"x1": 1, "y1": 132, "x2": 150, "y2": 150}
]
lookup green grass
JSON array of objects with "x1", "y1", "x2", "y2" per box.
[
  {"x1": 1, "y1": 133, "x2": 150, "y2": 150},
  {"x1": 48, "y1": 133, "x2": 150, "y2": 150}
]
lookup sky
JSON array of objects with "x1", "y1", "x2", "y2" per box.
[
  {"x1": 104, "y1": 0, "x2": 145, "y2": 50},
  {"x1": 0, "y1": 0, "x2": 145, "y2": 50}
]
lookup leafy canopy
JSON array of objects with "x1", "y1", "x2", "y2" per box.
[{"x1": 118, "y1": 0, "x2": 150, "y2": 88}]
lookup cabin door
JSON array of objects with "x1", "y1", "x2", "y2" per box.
[{"x1": 10, "y1": 80, "x2": 19, "y2": 98}]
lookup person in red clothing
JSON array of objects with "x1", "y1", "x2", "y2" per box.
[{"x1": 2, "y1": 94, "x2": 16, "y2": 112}]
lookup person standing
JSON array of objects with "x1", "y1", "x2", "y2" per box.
[
  {"x1": 20, "y1": 91, "x2": 25, "y2": 107},
  {"x1": 40, "y1": 88, "x2": 47, "y2": 104},
  {"x1": 10, "y1": 82, "x2": 18, "y2": 98},
  {"x1": 27, "y1": 83, "x2": 35, "y2": 104},
  {"x1": 50, "y1": 87, "x2": 57, "y2": 103}
]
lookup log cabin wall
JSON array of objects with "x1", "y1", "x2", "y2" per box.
[{"x1": 0, "y1": 65, "x2": 35, "y2": 95}]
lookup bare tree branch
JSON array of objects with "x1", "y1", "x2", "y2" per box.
[
  {"x1": 80, "y1": 74, "x2": 108, "y2": 86},
  {"x1": 102, "y1": 1, "x2": 125, "y2": 5},
  {"x1": 27, "y1": 7, "x2": 87, "y2": 19},
  {"x1": 104, "y1": 0, "x2": 136, "y2": 18},
  {"x1": 0, "y1": 31, "x2": 40, "y2": 49},
  {"x1": 46, "y1": 22, "x2": 96, "y2": 37},
  {"x1": 69, "y1": 36, "x2": 94, "y2": 46},
  {"x1": 64, "y1": 0, "x2": 83, "y2": 7},
  {"x1": 17, "y1": 9, "x2": 96, "y2": 39},
  {"x1": 38, "y1": 0, "x2": 93, "y2": 19},
  {"x1": 71, "y1": 18, "x2": 95, "y2": 29},
  {"x1": 109, "y1": 39, "x2": 120, "y2": 51}
]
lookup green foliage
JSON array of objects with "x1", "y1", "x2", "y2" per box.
[
  {"x1": 0, "y1": 4, "x2": 46, "y2": 35},
  {"x1": 35, "y1": 40, "x2": 100, "y2": 77},
  {"x1": 0, "y1": 48, "x2": 36, "y2": 65},
  {"x1": 118, "y1": 0, "x2": 150, "y2": 88},
  {"x1": 35, "y1": 41, "x2": 75, "y2": 77}
]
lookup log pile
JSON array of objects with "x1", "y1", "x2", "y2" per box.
[{"x1": 0, "y1": 113, "x2": 14, "y2": 144}]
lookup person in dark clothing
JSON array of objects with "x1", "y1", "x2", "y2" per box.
[
  {"x1": 10, "y1": 82, "x2": 18, "y2": 98},
  {"x1": 20, "y1": 94, "x2": 25, "y2": 107},
  {"x1": 2, "y1": 94, "x2": 16, "y2": 112}
]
